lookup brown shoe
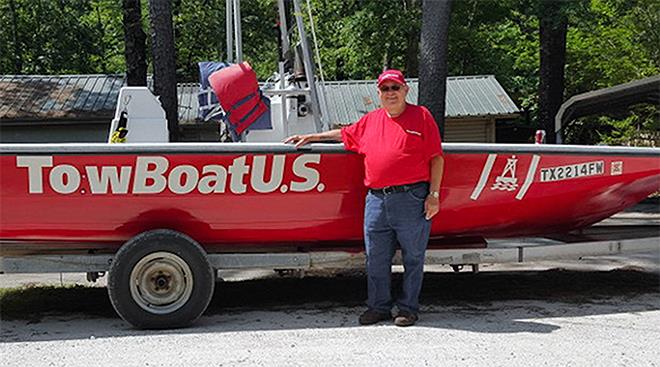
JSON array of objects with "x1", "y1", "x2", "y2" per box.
[
  {"x1": 394, "y1": 312, "x2": 418, "y2": 327},
  {"x1": 359, "y1": 309, "x2": 392, "y2": 325}
]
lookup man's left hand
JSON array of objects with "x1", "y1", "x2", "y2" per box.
[{"x1": 424, "y1": 195, "x2": 440, "y2": 220}]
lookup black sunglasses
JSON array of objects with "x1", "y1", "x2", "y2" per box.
[{"x1": 379, "y1": 85, "x2": 402, "y2": 92}]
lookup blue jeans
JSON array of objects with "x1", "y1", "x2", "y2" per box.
[{"x1": 364, "y1": 183, "x2": 431, "y2": 315}]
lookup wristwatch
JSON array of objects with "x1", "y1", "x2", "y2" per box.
[{"x1": 429, "y1": 191, "x2": 440, "y2": 199}]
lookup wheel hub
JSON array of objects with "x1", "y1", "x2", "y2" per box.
[{"x1": 129, "y1": 252, "x2": 194, "y2": 315}]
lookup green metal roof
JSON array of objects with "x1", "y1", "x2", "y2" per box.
[
  {"x1": 321, "y1": 75, "x2": 520, "y2": 125},
  {"x1": 0, "y1": 75, "x2": 201, "y2": 124},
  {"x1": 1, "y1": 74, "x2": 519, "y2": 126},
  {"x1": 0, "y1": 74, "x2": 124, "y2": 122}
]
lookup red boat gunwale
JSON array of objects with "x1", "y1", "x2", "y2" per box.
[{"x1": 1, "y1": 142, "x2": 658, "y2": 255}]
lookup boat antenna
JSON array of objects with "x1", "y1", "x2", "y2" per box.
[
  {"x1": 233, "y1": 0, "x2": 243, "y2": 63},
  {"x1": 277, "y1": 0, "x2": 291, "y2": 62},
  {"x1": 305, "y1": 0, "x2": 329, "y2": 128},
  {"x1": 225, "y1": 0, "x2": 243, "y2": 63},
  {"x1": 292, "y1": 0, "x2": 324, "y2": 132},
  {"x1": 226, "y1": 0, "x2": 233, "y2": 63}
]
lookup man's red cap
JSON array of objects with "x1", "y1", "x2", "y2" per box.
[{"x1": 377, "y1": 69, "x2": 407, "y2": 87}]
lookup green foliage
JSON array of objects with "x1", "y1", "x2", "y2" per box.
[
  {"x1": 447, "y1": 0, "x2": 539, "y2": 114},
  {"x1": 561, "y1": 0, "x2": 659, "y2": 144},
  {"x1": 566, "y1": 0, "x2": 657, "y2": 93},
  {"x1": 0, "y1": 0, "x2": 124, "y2": 74},
  {"x1": 0, "y1": 0, "x2": 657, "y2": 144},
  {"x1": 237, "y1": 0, "x2": 279, "y2": 79},
  {"x1": 565, "y1": 105, "x2": 660, "y2": 146},
  {"x1": 174, "y1": 0, "x2": 278, "y2": 81},
  {"x1": 83, "y1": 0, "x2": 126, "y2": 74},
  {"x1": 174, "y1": 0, "x2": 227, "y2": 80},
  {"x1": 306, "y1": 0, "x2": 422, "y2": 80}
]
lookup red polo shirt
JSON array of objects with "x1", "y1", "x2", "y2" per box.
[{"x1": 341, "y1": 104, "x2": 443, "y2": 188}]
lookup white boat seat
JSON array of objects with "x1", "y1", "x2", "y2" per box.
[{"x1": 108, "y1": 87, "x2": 169, "y2": 143}]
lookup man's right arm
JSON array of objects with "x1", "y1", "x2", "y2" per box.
[{"x1": 283, "y1": 129, "x2": 343, "y2": 148}]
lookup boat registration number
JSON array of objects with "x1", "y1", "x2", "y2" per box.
[{"x1": 539, "y1": 161, "x2": 604, "y2": 182}]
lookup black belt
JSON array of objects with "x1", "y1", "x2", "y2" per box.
[{"x1": 369, "y1": 181, "x2": 427, "y2": 195}]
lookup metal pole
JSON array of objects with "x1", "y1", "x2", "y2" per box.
[
  {"x1": 555, "y1": 103, "x2": 565, "y2": 144},
  {"x1": 233, "y1": 0, "x2": 243, "y2": 63},
  {"x1": 226, "y1": 0, "x2": 233, "y2": 63},
  {"x1": 278, "y1": 62, "x2": 288, "y2": 137},
  {"x1": 277, "y1": 0, "x2": 290, "y2": 57},
  {"x1": 292, "y1": 0, "x2": 323, "y2": 132},
  {"x1": 305, "y1": 0, "x2": 329, "y2": 130},
  {"x1": 277, "y1": 0, "x2": 290, "y2": 136}
]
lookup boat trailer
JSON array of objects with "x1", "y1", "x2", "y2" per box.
[{"x1": 2, "y1": 225, "x2": 657, "y2": 275}]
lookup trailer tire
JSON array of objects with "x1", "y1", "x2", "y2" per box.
[{"x1": 108, "y1": 229, "x2": 214, "y2": 329}]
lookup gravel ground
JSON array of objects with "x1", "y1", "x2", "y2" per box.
[
  {"x1": 1, "y1": 266, "x2": 659, "y2": 367},
  {"x1": 1, "y1": 292, "x2": 659, "y2": 366},
  {"x1": 1, "y1": 202, "x2": 659, "y2": 367}
]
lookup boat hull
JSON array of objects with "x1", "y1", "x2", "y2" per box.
[{"x1": 1, "y1": 143, "x2": 658, "y2": 253}]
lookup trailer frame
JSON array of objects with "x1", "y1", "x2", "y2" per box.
[{"x1": 2, "y1": 233, "x2": 657, "y2": 274}]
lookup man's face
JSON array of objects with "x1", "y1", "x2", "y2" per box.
[{"x1": 378, "y1": 82, "x2": 408, "y2": 110}]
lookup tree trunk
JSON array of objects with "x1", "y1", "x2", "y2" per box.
[
  {"x1": 404, "y1": 28, "x2": 419, "y2": 77},
  {"x1": 403, "y1": 0, "x2": 420, "y2": 78},
  {"x1": 9, "y1": 0, "x2": 22, "y2": 73},
  {"x1": 382, "y1": 48, "x2": 392, "y2": 70},
  {"x1": 148, "y1": 0, "x2": 179, "y2": 141},
  {"x1": 95, "y1": 3, "x2": 108, "y2": 74},
  {"x1": 538, "y1": 0, "x2": 567, "y2": 144},
  {"x1": 419, "y1": 0, "x2": 452, "y2": 138},
  {"x1": 404, "y1": 0, "x2": 420, "y2": 77},
  {"x1": 122, "y1": 0, "x2": 147, "y2": 86}
]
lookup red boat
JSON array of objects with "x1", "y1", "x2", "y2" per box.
[{"x1": 1, "y1": 142, "x2": 658, "y2": 254}]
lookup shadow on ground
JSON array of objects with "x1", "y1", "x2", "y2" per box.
[{"x1": 1, "y1": 268, "x2": 659, "y2": 342}]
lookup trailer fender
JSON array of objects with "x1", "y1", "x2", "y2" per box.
[{"x1": 107, "y1": 229, "x2": 214, "y2": 329}]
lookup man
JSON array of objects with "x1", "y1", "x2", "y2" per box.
[{"x1": 285, "y1": 69, "x2": 444, "y2": 327}]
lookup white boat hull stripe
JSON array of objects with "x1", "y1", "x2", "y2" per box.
[
  {"x1": 470, "y1": 154, "x2": 497, "y2": 200},
  {"x1": 516, "y1": 154, "x2": 540, "y2": 200}
]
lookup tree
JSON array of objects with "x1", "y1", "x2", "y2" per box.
[
  {"x1": 537, "y1": 0, "x2": 568, "y2": 144},
  {"x1": 122, "y1": 0, "x2": 147, "y2": 86},
  {"x1": 562, "y1": 0, "x2": 658, "y2": 144},
  {"x1": 306, "y1": 0, "x2": 422, "y2": 80},
  {"x1": 419, "y1": 0, "x2": 452, "y2": 138},
  {"x1": 148, "y1": 0, "x2": 178, "y2": 141},
  {"x1": 7, "y1": 0, "x2": 21, "y2": 73},
  {"x1": 0, "y1": 0, "x2": 656, "y2": 146},
  {"x1": 403, "y1": 0, "x2": 421, "y2": 76}
]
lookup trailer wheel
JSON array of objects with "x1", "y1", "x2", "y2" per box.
[{"x1": 108, "y1": 229, "x2": 214, "y2": 329}]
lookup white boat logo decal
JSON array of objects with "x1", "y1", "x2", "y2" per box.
[
  {"x1": 470, "y1": 154, "x2": 540, "y2": 201},
  {"x1": 539, "y1": 161, "x2": 604, "y2": 182},
  {"x1": 491, "y1": 155, "x2": 519, "y2": 191}
]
